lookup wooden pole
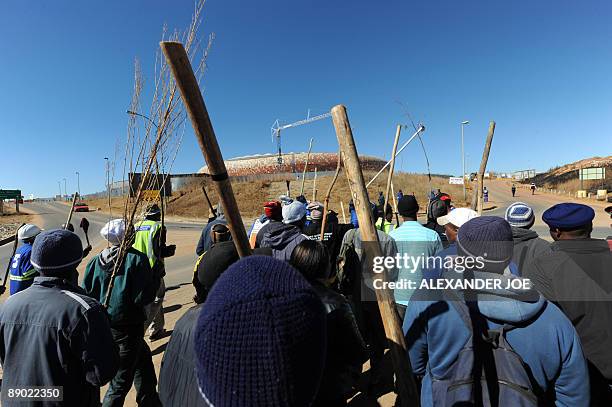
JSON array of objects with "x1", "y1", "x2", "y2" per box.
[
  {"x1": 286, "y1": 180, "x2": 291, "y2": 197},
  {"x1": 471, "y1": 121, "x2": 496, "y2": 214},
  {"x1": 312, "y1": 167, "x2": 318, "y2": 201},
  {"x1": 340, "y1": 201, "x2": 347, "y2": 224},
  {"x1": 300, "y1": 138, "x2": 314, "y2": 196},
  {"x1": 391, "y1": 181, "x2": 400, "y2": 227},
  {"x1": 330, "y1": 104, "x2": 419, "y2": 406},
  {"x1": 382, "y1": 125, "x2": 401, "y2": 231},
  {"x1": 64, "y1": 192, "x2": 79, "y2": 230},
  {"x1": 201, "y1": 185, "x2": 216, "y2": 218},
  {"x1": 320, "y1": 152, "x2": 342, "y2": 241},
  {"x1": 161, "y1": 41, "x2": 251, "y2": 257}
]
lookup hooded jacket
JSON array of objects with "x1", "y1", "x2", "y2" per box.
[
  {"x1": 510, "y1": 226, "x2": 551, "y2": 272},
  {"x1": 82, "y1": 246, "x2": 159, "y2": 327},
  {"x1": 258, "y1": 222, "x2": 307, "y2": 262},
  {"x1": 404, "y1": 270, "x2": 589, "y2": 407}
]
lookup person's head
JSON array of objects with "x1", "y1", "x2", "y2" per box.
[
  {"x1": 263, "y1": 200, "x2": 282, "y2": 222},
  {"x1": 428, "y1": 199, "x2": 448, "y2": 223},
  {"x1": 144, "y1": 204, "x2": 161, "y2": 221},
  {"x1": 290, "y1": 240, "x2": 332, "y2": 283},
  {"x1": 283, "y1": 201, "x2": 307, "y2": 228},
  {"x1": 211, "y1": 223, "x2": 231, "y2": 244},
  {"x1": 457, "y1": 216, "x2": 514, "y2": 274},
  {"x1": 505, "y1": 202, "x2": 535, "y2": 229},
  {"x1": 306, "y1": 202, "x2": 324, "y2": 222},
  {"x1": 606, "y1": 206, "x2": 612, "y2": 228},
  {"x1": 543, "y1": 203, "x2": 595, "y2": 241},
  {"x1": 31, "y1": 229, "x2": 83, "y2": 281},
  {"x1": 398, "y1": 195, "x2": 419, "y2": 220},
  {"x1": 194, "y1": 240, "x2": 239, "y2": 304},
  {"x1": 100, "y1": 218, "x2": 127, "y2": 246},
  {"x1": 194, "y1": 256, "x2": 326, "y2": 406},
  {"x1": 295, "y1": 195, "x2": 307, "y2": 204},
  {"x1": 18, "y1": 224, "x2": 42, "y2": 245},
  {"x1": 436, "y1": 208, "x2": 479, "y2": 242},
  {"x1": 439, "y1": 193, "x2": 452, "y2": 209},
  {"x1": 384, "y1": 203, "x2": 394, "y2": 222}
]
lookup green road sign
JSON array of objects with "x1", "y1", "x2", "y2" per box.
[{"x1": 0, "y1": 189, "x2": 21, "y2": 199}]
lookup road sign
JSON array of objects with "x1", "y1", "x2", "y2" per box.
[
  {"x1": 579, "y1": 167, "x2": 605, "y2": 181},
  {"x1": 449, "y1": 177, "x2": 464, "y2": 185},
  {"x1": 0, "y1": 190, "x2": 21, "y2": 199},
  {"x1": 141, "y1": 190, "x2": 160, "y2": 201}
]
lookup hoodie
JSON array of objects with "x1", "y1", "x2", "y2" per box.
[
  {"x1": 258, "y1": 222, "x2": 307, "y2": 262},
  {"x1": 510, "y1": 226, "x2": 551, "y2": 272},
  {"x1": 404, "y1": 269, "x2": 589, "y2": 407},
  {"x1": 82, "y1": 246, "x2": 159, "y2": 327}
]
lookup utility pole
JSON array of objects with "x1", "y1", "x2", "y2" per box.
[
  {"x1": 76, "y1": 171, "x2": 81, "y2": 196},
  {"x1": 58, "y1": 181, "x2": 62, "y2": 200},
  {"x1": 63, "y1": 178, "x2": 67, "y2": 201},
  {"x1": 461, "y1": 120, "x2": 470, "y2": 201}
]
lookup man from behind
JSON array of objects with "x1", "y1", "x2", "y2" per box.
[
  {"x1": 524, "y1": 203, "x2": 612, "y2": 405},
  {"x1": 82, "y1": 219, "x2": 162, "y2": 407},
  {"x1": 404, "y1": 217, "x2": 589, "y2": 406},
  {"x1": 259, "y1": 200, "x2": 308, "y2": 261},
  {"x1": 504, "y1": 202, "x2": 550, "y2": 271},
  {"x1": 8, "y1": 223, "x2": 42, "y2": 295},
  {"x1": 0, "y1": 229, "x2": 119, "y2": 406}
]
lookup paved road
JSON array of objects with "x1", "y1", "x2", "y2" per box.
[
  {"x1": 0, "y1": 201, "x2": 205, "y2": 290},
  {"x1": 483, "y1": 180, "x2": 610, "y2": 240}
]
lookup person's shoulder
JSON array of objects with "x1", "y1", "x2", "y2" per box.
[{"x1": 531, "y1": 300, "x2": 578, "y2": 339}]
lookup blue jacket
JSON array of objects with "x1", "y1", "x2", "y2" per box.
[
  {"x1": 404, "y1": 270, "x2": 589, "y2": 406},
  {"x1": 9, "y1": 243, "x2": 38, "y2": 295}
]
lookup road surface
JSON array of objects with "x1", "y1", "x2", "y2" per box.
[{"x1": 0, "y1": 201, "x2": 205, "y2": 291}]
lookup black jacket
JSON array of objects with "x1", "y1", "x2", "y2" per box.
[
  {"x1": 310, "y1": 282, "x2": 368, "y2": 405},
  {"x1": 524, "y1": 239, "x2": 612, "y2": 400},
  {"x1": 0, "y1": 277, "x2": 119, "y2": 406},
  {"x1": 303, "y1": 221, "x2": 354, "y2": 267},
  {"x1": 159, "y1": 304, "x2": 207, "y2": 406},
  {"x1": 510, "y1": 226, "x2": 551, "y2": 272}
]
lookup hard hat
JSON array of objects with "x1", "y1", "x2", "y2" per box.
[
  {"x1": 18, "y1": 224, "x2": 42, "y2": 241},
  {"x1": 145, "y1": 204, "x2": 161, "y2": 216}
]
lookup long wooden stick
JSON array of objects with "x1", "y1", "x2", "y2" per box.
[
  {"x1": 382, "y1": 125, "x2": 401, "y2": 231},
  {"x1": 312, "y1": 167, "x2": 318, "y2": 201},
  {"x1": 64, "y1": 192, "x2": 79, "y2": 230},
  {"x1": 201, "y1": 185, "x2": 216, "y2": 218},
  {"x1": 299, "y1": 138, "x2": 314, "y2": 196},
  {"x1": 330, "y1": 105, "x2": 419, "y2": 406},
  {"x1": 471, "y1": 121, "x2": 496, "y2": 214},
  {"x1": 340, "y1": 201, "x2": 347, "y2": 223},
  {"x1": 320, "y1": 152, "x2": 342, "y2": 241},
  {"x1": 161, "y1": 41, "x2": 251, "y2": 257},
  {"x1": 391, "y1": 181, "x2": 400, "y2": 227}
]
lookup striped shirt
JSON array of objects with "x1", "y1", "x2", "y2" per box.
[{"x1": 389, "y1": 221, "x2": 443, "y2": 305}]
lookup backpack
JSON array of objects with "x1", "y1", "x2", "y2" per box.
[
  {"x1": 336, "y1": 229, "x2": 361, "y2": 297},
  {"x1": 431, "y1": 299, "x2": 541, "y2": 407}
]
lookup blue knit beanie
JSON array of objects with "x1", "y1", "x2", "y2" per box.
[
  {"x1": 194, "y1": 255, "x2": 326, "y2": 407},
  {"x1": 505, "y1": 202, "x2": 535, "y2": 229},
  {"x1": 457, "y1": 216, "x2": 514, "y2": 270},
  {"x1": 31, "y1": 229, "x2": 83, "y2": 276}
]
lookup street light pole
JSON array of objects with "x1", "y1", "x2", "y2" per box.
[
  {"x1": 58, "y1": 181, "x2": 62, "y2": 200},
  {"x1": 76, "y1": 171, "x2": 80, "y2": 196},
  {"x1": 461, "y1": 121, "x2": 470, "y2": 201},
  {"x1": 63, "y1": 178, "x2": 67, "y2": 201}
]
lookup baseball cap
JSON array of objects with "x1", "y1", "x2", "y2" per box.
[{"x1": 437, "y1": 207, "x2": 479, "y2": 228}]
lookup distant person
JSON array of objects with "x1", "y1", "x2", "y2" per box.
[
  {"x1": 511, "y1": 183, "x2": 517, "y2": 197},
  {"x1": 389, "y1": 195, "x2": 442, "y2": 318},
  {"x1": 62, "y1": 222, "x2": 92, "y2": 257},
  {"x1": 196, "y1": 203, "x2": 230, "y2": 255},
  {"x1": 9, "y1": 223, "x2": 41, "y2": 295},
  {"x1": 404, "y1": 217, "x2": 589, "y2": 406},
  {"x1": 530, "y1": 182, "x2": 536, "y2": 195},
  {"x1": 193, "y1": 256, "x2": 326, "y2": 406},
  {"x1": 82, "y1": 219, "x2": 162, "y2": 407},
  {"x1": 302, "y1": 201, "x2": 354, "y2": 267},
  {"x1": 249, "y1": 200, "x2": 282, "y2": 248},
  {"x1": 259, "y1": 201, "x2": 308, "y2": 261},
  {"x1": 0, "y1": 229, "x2": 119, "y2": 406},
  {"x1": 483, "y1": 186, "x2": 489, "y2": 202},
  {"x1": 290, "y1": 240, "x2": 368, "y2": 406},
  {"x1": 423, "y1": 198, "x2": 449, "y2": 247},
  {"x1": 504, "y1": 202, "x2": 550, "y2": 271},
  {"x1": 397, "y1": 189, "x2": 404, "y2": 202},
  {"x1": 375, "y1": 203, "x2": 395, "y2": 234},
  {"x1": 524, "y1": 203, "x2": 612, "y2": 404},
  {"x1": 377, "y1": 191, "x2": 385, "y2": 207},
  {"x1": 133, "y1": 204, "x2": 176, "y2": 341}
]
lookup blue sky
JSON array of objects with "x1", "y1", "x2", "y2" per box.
[{"x1": 1, "y1": 0, "x2": 611, "y2": 197}]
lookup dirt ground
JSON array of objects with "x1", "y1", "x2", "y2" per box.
[{"x1": 0, "y1": 206, "x2": 33, "y2": 240}]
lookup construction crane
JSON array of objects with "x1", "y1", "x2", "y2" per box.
[{"x1": 271, "y1": 110, "x2": 332, "y2": 165}]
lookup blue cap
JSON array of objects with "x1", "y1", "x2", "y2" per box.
[{"x1": 542, "y1": 203, "x2": 594, "y2": 229}]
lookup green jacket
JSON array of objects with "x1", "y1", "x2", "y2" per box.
[{"x1": 82, "y1": 246, "x2": 159, "y2": 327}]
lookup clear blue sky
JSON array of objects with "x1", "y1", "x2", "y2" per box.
[{"x1": 1, "y1": 0, "x2": 611, "y2": 197}]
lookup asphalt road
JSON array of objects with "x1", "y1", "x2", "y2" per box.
[{"x1": 0, "y1": 201, "x2": 205, "y2": 290}]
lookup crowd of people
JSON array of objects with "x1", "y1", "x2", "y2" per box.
[{"x1": 0, "y1": 187, "x2": 611, "y2": 406}]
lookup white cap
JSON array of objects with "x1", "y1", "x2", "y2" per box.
[
  {"x1": 18, "y1": 224, "x2": 42, "y2": 241},
  {"x1": 437, "y1": 208, "x2": 479, "y2": 228},
  {"x1": 100, "y1": 218, "x2": 126, "y2": 246}
]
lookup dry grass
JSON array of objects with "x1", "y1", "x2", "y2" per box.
[{"x1": 0, "y1": 206, "x2": 33, "y2": 226}]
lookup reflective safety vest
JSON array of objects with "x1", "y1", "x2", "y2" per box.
[
  {"x1": 375, "y1": 218, "x2": 394, "y2": 234},
  {"x1": 133, "y1": 220, "x2": 162, "y2": 268}
]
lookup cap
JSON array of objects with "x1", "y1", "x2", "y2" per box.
[
  {"x1": 542, "y1": 203, "x2": 595, "y2": 229},
  {"x1": 283, "y1": 201, "x2": 307, "y2": 224},
  {"x1": 31, "y1": 229, "x2": 83, "y2": 273},
  {"x1": 398, "y1": 195, "x2": 419, "y2": 217},
  {"x1": 307, "y1": 202, "x2": 324, "y2": 220},
  {"x1": 100, "y1": 219, "x2": 126, "y2": 246},
  {"x1": 505, "y1": 202, "x2": 535, "y2": 228},
  {"x1": 18, "y1": 224, "x2": 42, "y2": 241},
  {"x1": 437, "y1": 207, "x2": 479, "y2": 227}
]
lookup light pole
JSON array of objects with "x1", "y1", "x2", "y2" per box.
[
  {"x1": 461, "y1": 120, "x2": 470, "y2": 200},
  {"x1": 63, "y1": 178, "x2": 67, "y2": 200},
  {"x1": 58, "y1": 181, "x2": 62, "y2": 200},
  {"x1": 75, "y1": 171, "x2": 80, "y2": 197}
]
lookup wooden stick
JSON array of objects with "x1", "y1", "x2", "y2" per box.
[
  {"x1": 382, "y1": 125, "x2": 401, "y2": 231},
  {"x1": 312, "y1": 167, "x2": 318, "y2": 201},
  {"x1": 300, "y1": 138, "x2": 314, "y2": 196},
  {"x1": 390, "y1": 181, "x2": 400, "y2": 227},
  {"x1": 471, "y1": 121, "x2": 496, "y2": 214},
  {"x1": 64, "y1": 192, "x2": 79, "y2": 230},
  {"x1": 286, "y1": 180, "x2": 291, "y2": 197},
  {"x1": 330, "y1": 105, "x2": 419, "y2": 406},
  {"x1": 340, "y1": 201, "x2": 347, "y2": 224},
  {"x1": 320, "y1": 152, "x2": 342, "y2": 241},
  {"x1": 161, "y1": 41, "x2": 251, "y2": 257},
  {"x1": 201, "y1": 185, "x2": 216, "y2": 218}
]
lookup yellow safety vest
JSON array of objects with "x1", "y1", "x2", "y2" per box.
[{"x1": 133, "y1": 220, "x2": 162, "y2": 268}]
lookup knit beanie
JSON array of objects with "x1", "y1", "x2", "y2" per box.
[
  {"x1": 505, "y1": 202, "x2": 535, "y2": 229},
  {"x1": 306, "y1": 202, "x2": 324, "y2": 221},
  {"x1": 457, "y1": 216, "x2": 514, "y2": 271},
  {"x1": 31, "y1": 229, "x2": 83, "y2": 276},
  {"x1": 398, "y1": 195, "x2": 419, "y2": 217},
  {"x1": 282, "y1": 201, "x2": 307, "y2": 224},
  {"x1": 264, "y1": 201, "x2": 282, "y2": 220},
  {"x1": 194, "y1": 255, "x2": 326, "y2": 407}
]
